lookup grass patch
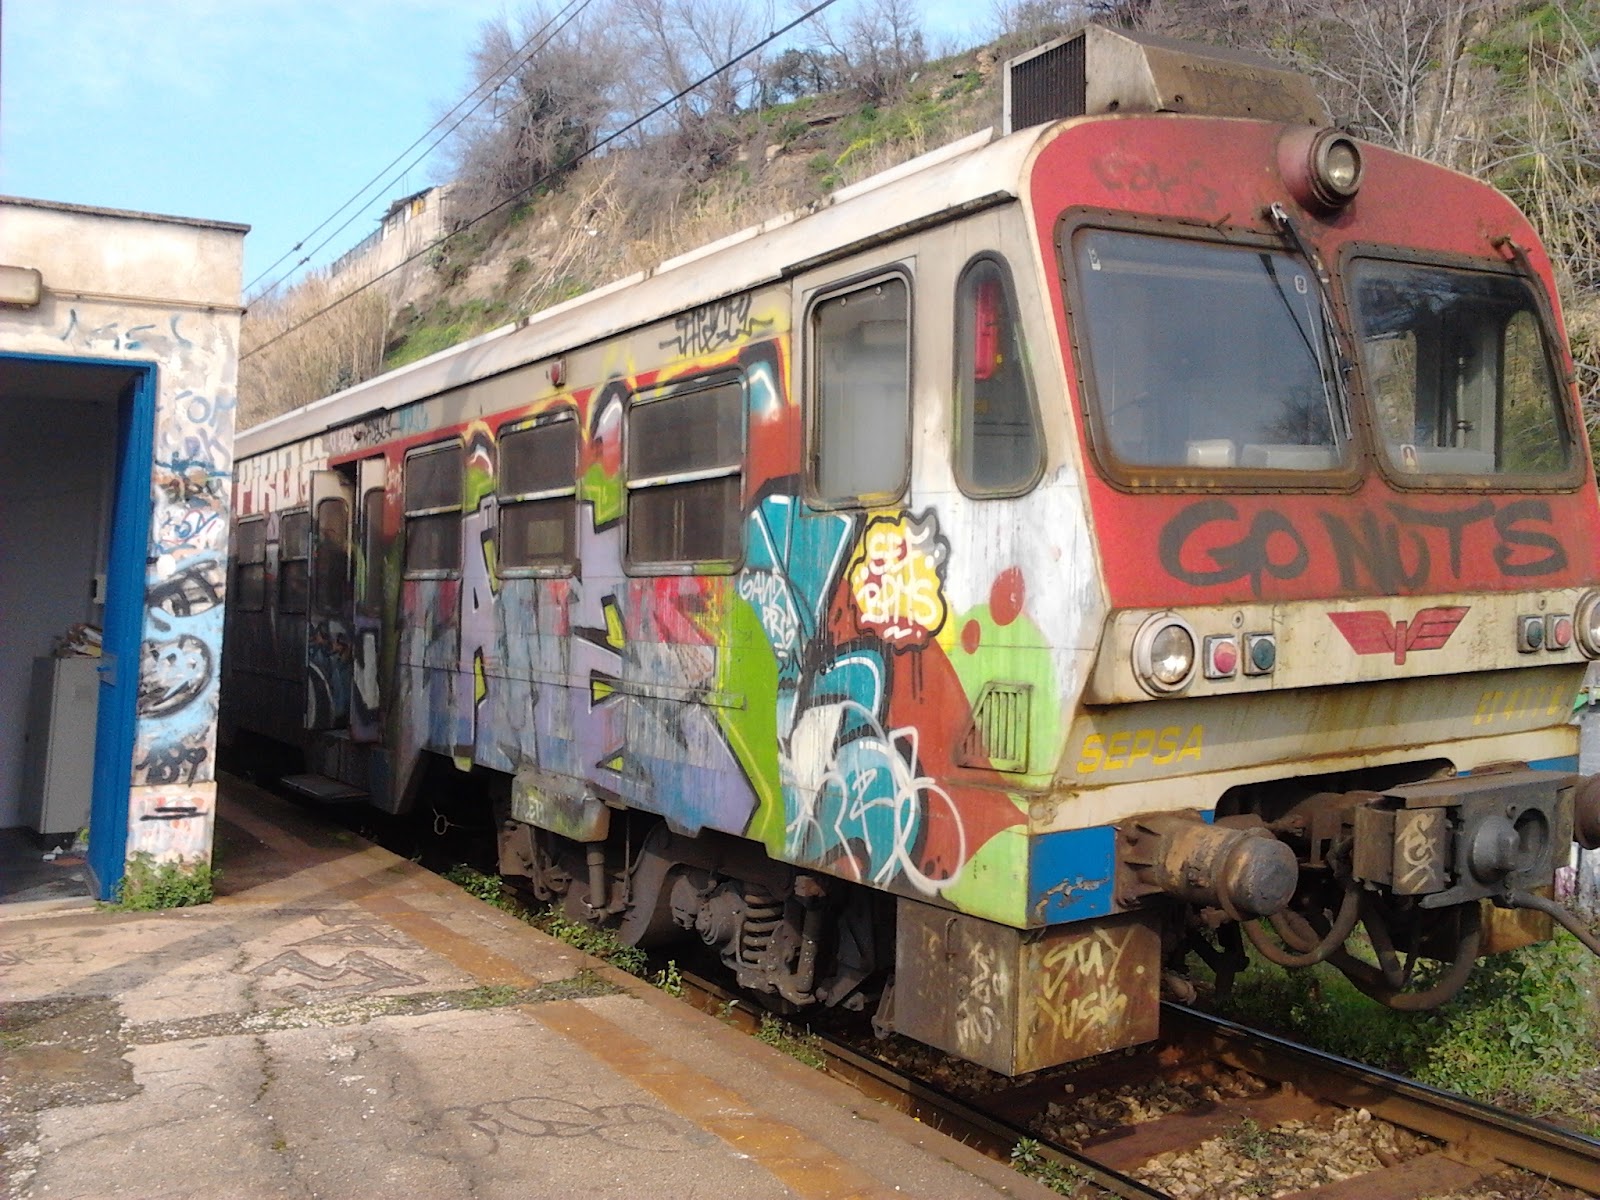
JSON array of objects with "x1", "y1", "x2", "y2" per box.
[
  {"x1": 107, "y1": 853, "x2": 215, "y2": 910},
  {"x1": 1200, "y1": 927, "x2": 1600, "y2": 1124},
  {"x1": 754, "y1": 1012, "x2": 825, "y2": 1069},
  {"x1": 1009, "y1": 1137, "x2": 1086, "y2": 1195}
]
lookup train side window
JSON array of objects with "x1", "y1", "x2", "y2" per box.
[
  {"x1": 627, "y1": 376, "x2": 743, "y2": 568},
  {"x1": 810, "y1": 275, "x2": 910, "y2": 505},
  {"x1": 955, "y1": 256, "x2": 1043, "y2": 495},
  {"x1": 404, "y1": 442, "x2": 464, "y2": 576},
  {"x1": 499, "y1": 416, "x2": 577, "y2": 573},
  {"x1": 358, "y1": 488, "x2": 385, "y2": 612},
  {"x1": 314, "y1": 497, "x2": 350, "y2": 612},
  {"x1": 234, "y1": 516, "x2": 266, "y2": 612},
  {"x1": 279, "y1": 510, "x2": 310, "y2": 614}
]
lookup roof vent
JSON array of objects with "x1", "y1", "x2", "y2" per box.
[{"x1": 1003, "y1": 25, "x2": 1328, "y2": 134}]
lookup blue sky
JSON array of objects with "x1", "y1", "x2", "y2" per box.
[{"x1": 2, "y1": 1, "x2": 987, "y2": 297}]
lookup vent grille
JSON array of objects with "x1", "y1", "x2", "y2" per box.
[
  {"x1": 1005, "y1": 34, "x2": 1087, "y2": 134},
  {"x1": 957, "y1": 683, "x2": 1033, "y2": 773}
]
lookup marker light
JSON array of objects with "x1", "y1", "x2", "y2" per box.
[
  {"x1": 1576, "y1": 591, "x2": 1600, "y2": 659},
  {"x1": 1518, "y1": 615, "x2": 1545, "y2": 653},
  {"x1": 1204, "y1": 635, "x2": 1239, "y2": 680},
  {"x1": 1134, "y1": 615, "x2": 1198, "y2": 695},
  {"x1": 1244, "y1": 633, "x2": 1277, "y2": 676},
  {"x1": 1547, "y1": 614, "x2": 1573, "y2": 652}
]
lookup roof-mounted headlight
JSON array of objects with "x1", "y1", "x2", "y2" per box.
[
  {"x1": 1278, "y1": 126, "x2": 1364, "y2": 212},
  {"x1": 1134, "y1": 614, "x2": 1198, "y2": 696}
]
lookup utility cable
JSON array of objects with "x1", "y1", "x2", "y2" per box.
[
  {"x1": 242, "y1": 0, "x2": 841, "y2": 363},
  {"x1": 245, "y1": 0, "x2": 594, "y2": 298}
]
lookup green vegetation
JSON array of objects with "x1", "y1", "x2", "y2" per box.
[
  {"x1": 1203, "y1": 928, "x2": 1600, "y2": 1126},
  {"x1": 1009, "y1": 1137, "x2": 1087, "y2": 1195},
  {"x1": 653, "y1": 960, "x2": 685, "y2": 998},
  {"x1": 442, "y1": 864, "x2": 648, "y2": 976},
  {"x1": 384, "y1": 298, "x2": 507, "y2": 369},
  {"x1": 108, "y1": 853, "x2": 215, "y2": 910},
  {"x1": 754, "y1": 1012, "x2": 826, "y2": 1069}
]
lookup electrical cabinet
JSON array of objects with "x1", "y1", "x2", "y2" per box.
[{"x1": 20, "y1": 656, "x2": 99, "y2": 839}]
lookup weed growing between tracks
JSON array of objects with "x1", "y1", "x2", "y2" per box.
[
  {"x1": 1201, "y1": 928, "x2": 1600, "y2": 1128},
  {"x1": 754, "y1": 1013, "x2": 825, "y2": 1069},
  {"x1": 1009, "y1": 1137, "x2": 1088, "y2": 1195},
  {"x1": 443, "y1": 864, "x2": 673, "y2": 985}
]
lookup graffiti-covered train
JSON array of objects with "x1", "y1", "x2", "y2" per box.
[{"x1": 223, "y1": 27, "x2": 1600, "y2": 1073}]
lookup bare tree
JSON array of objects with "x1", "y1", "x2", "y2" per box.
[
  {"x1": 809, "y1": 0, "x2": 927, "y2": 103},
  {"x1": 447, "y1": 5, "x2": 623, "y2": 218},
  {"x1": 614, "y1": 0, "x2": 775, "y2": 168}
]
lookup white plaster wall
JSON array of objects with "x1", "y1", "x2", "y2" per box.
[{"x1": 1, "y1": 198, "x2": 246, "y2": 868}]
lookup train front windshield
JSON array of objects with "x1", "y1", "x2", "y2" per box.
[
  {"x1": 1071, "y1": 229, "x2": 1347, "y2": 473},
  {"x1": 1348, "y1": 261, "x2": 1573, "y2": 478}
]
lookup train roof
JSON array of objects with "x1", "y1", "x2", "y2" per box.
[{"x1": 237, "y1": 123, "x2": 1049, "y2": 459}]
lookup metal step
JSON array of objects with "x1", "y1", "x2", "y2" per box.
[{"x1": 280, "y1": 773, "x2": 367, "y2": 803}]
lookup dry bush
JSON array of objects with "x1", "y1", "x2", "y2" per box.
[{"x1": 237, "y1": 274, "x2": 392, "y2": 430}]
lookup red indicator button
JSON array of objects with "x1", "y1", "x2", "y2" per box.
[
  {"x1": 1204, "y1": 635, "x2": 1239, "y2": 679},
  {"x1": 1548, "y1": 614, "x2": 1573, "y2": 650}
]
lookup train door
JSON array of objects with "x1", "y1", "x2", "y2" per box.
[
  {"x1": 305, "y1": 470, "x2": 355, "y2": 730},
  {"x1": 351, "y1": 459, "x2": 387, "y2": 743}
]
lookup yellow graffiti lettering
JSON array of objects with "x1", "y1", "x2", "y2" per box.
[
  {"x1": 1104, "y1": 732, "x2": 1131, "y2": 769},
  {"x1": 1079, "y1": 725, "x2": 1204, "y2": 774},
  {"x1": 1473, "y1": 684, "x2": 1575, "y2": 726}
]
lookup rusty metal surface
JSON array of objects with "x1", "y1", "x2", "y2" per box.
[
  {"x1": 1165, "y1": 1004, "x2": 1600, "y2": 1192},
  {"x1": 896, "y1": 903, "x2": 1160, "y2": 1075}
]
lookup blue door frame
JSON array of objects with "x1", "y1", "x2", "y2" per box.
[{"x1": 3, "y1": 353, "x2": 157, "y2": 900}]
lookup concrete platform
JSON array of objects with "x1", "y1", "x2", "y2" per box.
[{"x1": 1, "y1": 777, "x2": 1049, "y2": 1199}]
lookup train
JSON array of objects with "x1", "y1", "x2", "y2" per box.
[{"x1": 223, "y1": 25, "x2": 1600, "y2": 1075}]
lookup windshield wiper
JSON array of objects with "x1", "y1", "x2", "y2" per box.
[{"x1": 1268, "y1": 202, "x2": 1354, "y2": 443}]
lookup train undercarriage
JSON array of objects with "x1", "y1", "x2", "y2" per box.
[{"x1": 484, "y1": 755, "x2": 1600, "y2": 1073}]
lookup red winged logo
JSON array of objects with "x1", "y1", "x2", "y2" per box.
[{"x1": 1328, "y1": 606, "x2": 1470, "y2": 666}]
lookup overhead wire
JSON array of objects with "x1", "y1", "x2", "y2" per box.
[
  {"x1": 245, "y1": 0, "x2": 595, "y2": 299},
  {"x1": 241, "y1": 0, "x2": 842, "y2": 363}
]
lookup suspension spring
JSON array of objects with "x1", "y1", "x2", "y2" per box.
[{"x1": 739, "y1": 886, "x2": 784, "y2": 967}]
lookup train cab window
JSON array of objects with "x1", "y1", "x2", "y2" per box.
[
  {"x1": 314, "y1": 497, "x2": 350, "y2": 612},
  {"x1": 234, "y1": 517, "x2": 266, "y2": 612},
  {"x1": 1349, "y1": 260, "x2": 1572, "y2": 479},
  {"x1": 1071, "y1": 230, "x2": 1348, "y2": 477},
  {"x1": 627, "y1": 376, "x2": 743, "y2": 568},
  {"x1": 955, "y1": 257, "x2": 1043, "y2": 494},
  {"x1": 811, "y1": 276, "x2": 910, "y2": 504},
  {"x1": 499, "y1": 416, "x2": 577, "y2": 573},
  {"x1": 404, "y1": 442, "x2": 464, "y2": 576},
  {"x1": 279, "y1": 510, "x2": 310, "y2": 614}
]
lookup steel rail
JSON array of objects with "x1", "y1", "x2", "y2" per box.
[
  {"x1": 678, "y1": 968, "x2": 1170, "y2": 1200},
  {"x1": 1163, "y1": 1003, "x2": 1600, "y2": 1192}
]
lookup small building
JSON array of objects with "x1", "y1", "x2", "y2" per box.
[
  {"x1": 328, "y1": 184, "x2": 457, "y2": 293},
  {"x1": 0, "y1": 197, "x2": 247, "y2": 901}
]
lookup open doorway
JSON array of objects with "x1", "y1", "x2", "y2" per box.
[{"x1": 0, "y1": 354, "x2": 155, "y2": 903}]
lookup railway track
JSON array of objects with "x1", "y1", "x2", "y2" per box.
[
  {"x1": 678, "y1": 970, "x2": 1600, "y2": 1199},
  {"x1": 300, "y1": 793, "x2": 1598, "y2": 1199}
]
